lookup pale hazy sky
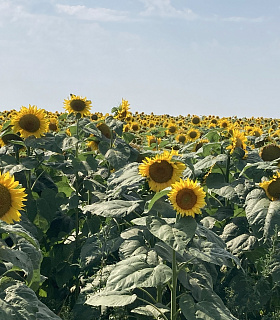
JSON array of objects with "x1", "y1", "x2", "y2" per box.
[{"x1": 1, "y1": 0, "x2": 280, "y2": 118}]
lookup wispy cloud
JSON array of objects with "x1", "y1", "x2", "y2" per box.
[
  {"x1": 55, "y1": 4, "x2": 128, "y2": 22},
  {"x1": 139, "y1": 0, "x2": 198, "y2": 20},
  {"x1": 222, "y1": 16, "x2": 264, "y2": 23}
]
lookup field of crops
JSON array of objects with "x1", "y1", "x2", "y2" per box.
[{"x1": 1, "y1": 95, "x2": 280, "y2": 320}]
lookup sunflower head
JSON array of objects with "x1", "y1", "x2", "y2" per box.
[
  {"x1": 226, "y1": 129, "x2": 247, "y2": 156},
  {"x1": 168, "y1": 178, "x2": 206, "y2": 218},
  {"x1": 260, "y1": 144, "x2": 280, "y2": 164},
  {"x1": 187, "y1": 128, "x2": 201, "y2": 142},
  {"x1": 139, "y1": 151, "x2": 186, "y2": 192},
  {"x1": 0, "y1": 171, "x2": 27, "y2": 224},
  {"x1": 48, "y1": 117, "x2": 59, "y2": 132},
  {"x1": 11, "y1": 105, "x2": 48, "y2": 139},
  {"x1": 259, "y1": 172, "x2": 280, "y2": 201},
  {"x1": 64, "y1": 94, "x2": 92, "y2": 117}
]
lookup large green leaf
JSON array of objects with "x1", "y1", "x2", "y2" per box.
[
  {"x1": 146, "y1": 216, "x2": 197, "y2": 256},
  {"x1": 105, "y1": 145, "x2": 131, "y2": 170},
  {"x1": 0, "y1": 223, "x2": 42, "y2": 289},
  {"x1": 226, "y1": 234, "x2": 258, "y2": 257},
  {"x1": 0, "y1": 279, "x2": 61, "y2": 320},
  {"x1": 107, "y1": 162, "x2": 144, "y2": 197},
  {"x1": 190, "y1": 237, "x2": 241, "y2": 268},
  {"x1": 245, "y1": 189, "x2": 280, "y2": 240},
  {"x1": 105, "y1": 254, "x2": 172, "y2": 291},
  {"x1": 86, "y1": 290, "x2": 137, "y2": 307},
  {"x1": 131, "y1": 303, "x2": 170, "y2": 318},
  {"x1": 194, "y1": 154, "x2": 227, "y2": 171},
  {"x1": 83, "y1": 199, "x2": 142, "y2": 217}
]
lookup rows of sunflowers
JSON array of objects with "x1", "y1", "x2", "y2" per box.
[{"x1": 1, "y1": 95, "x2": 280, "y2": 319}]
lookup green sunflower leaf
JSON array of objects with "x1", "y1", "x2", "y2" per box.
[
  {"x1": 146, "y1": 216, "x2": 197, "y2": 256},
  {"x1": 86, "y1": 290, "x2": 137, "y2": 307},
  {"x1": 105, "y1": 254, "x2": 172, "y2": 291}
]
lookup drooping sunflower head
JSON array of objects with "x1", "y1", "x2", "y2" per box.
[
  {"x1": 0, "y1": 171, "x2": 27, "y2": 224},
  {"x1": 259, "y1": 172, "x2": 280, "y2": 201},
  {"x1": 97, "y1": 122, "x2": 111, "y2": 139},
  {"x1": 193, "y1": 139, "x2": 210, "y2": 152},
  {"x1": 64, "y1": 94, "x2": 92, "y2": 117},
  {"x1": 139, "y1": 151, "x2": 186, "y2": 192},
  {"x1": 260, "y1": 144, "x2": 280, "y2": 164},
  {"x1": 11, "y1": 105, "x2": 48, "y2": 139},
  {"x1": 168, "y1": 178, "x2": 206, "y2": 218}
]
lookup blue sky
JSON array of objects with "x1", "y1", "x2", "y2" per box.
[{"x1": 0, "y1": 0, "x2": 280, "y2": 118}]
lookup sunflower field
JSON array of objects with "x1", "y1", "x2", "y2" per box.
[{"x1": 1, "y1": 96, "x2": 280, "y2": 320}]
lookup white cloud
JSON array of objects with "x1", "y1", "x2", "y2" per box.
[
  {"x1": 222, "y1": 16, "x2": 264, "y2": 23},
  {"x1": 55, "y1": 4, "x2": 128, "y2": 22},
  {"x1": 139, "y1": 0, "x2": 198, "y2": 20}
]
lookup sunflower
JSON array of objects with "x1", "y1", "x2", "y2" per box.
[
  {"x1": 227, "y1": 129, "x2": 247, "y2": 155},
  {"x1": 166, "y1": 123, "x2": 178, "y2": 135},
  {"x1": 147, "y1": 135, "x2": 161, "y2": 149},
  {"x1": 11, "y1": 105, "x2": 48, "y2": 138},
  {"x1": 186, "y1": 128, "x2": 201, "y2": 142},
  {"x1": 191, "y1": 115, "x2": 201, "y2": 126},
  {"x1": 97, "y1": 122, "x2": 111, "y2": 139},
  {"x1": 193, "y1": 139, "x2": 210, "y2": 152},
  {"x1": 259, "y1": 172, "x2": 280, "y2": 201},
  {"x1": 87, "y1": 136, "x2": 99, "y2": 151},
  {"x1": 115, "y1": 99, "x2": 131, "y2": 120},
  {"x1": 175, "y1": 133, "x2": 187, "y2": 144},
  {"x1": 168, "y1": 178, "x2": 206, "y2": 218},
  {"x1": 48, "y1": 117, "x2": 59, "y2": 132},
  {"x1": 219, "y1": 118, "x2": 231, "y2": 130},
  {"x1": 130, "y1": 121, "x2": 141, "y2": 132},
  {"x1": 139, "y1": 151, "x2": 186, "y2": 192},
  {"x1": 64, "y1": 94, "x2": 92, "y2": 117},
  {"x1": 260, "y1": 144, "x2": 280, "y2": 165},
  {"x1": 0, "y1": 171, "x2": 27, "y2": 224}
]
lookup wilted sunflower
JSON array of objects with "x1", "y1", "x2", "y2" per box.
[
  {"x1": 168, "y1": 178, "x2": 206, "y2": 218},
  {"x1": 139, "y1": 151, "x2": 186, "y2": 192},
  {"x1": 193, "y1": 138, "x2": 210, "y2": 152},
  {"x1": 260, "y1": 144, "x2": 280, "y2": 165},
  {"x1": 64, "y1": 94, "x2": 92, "y2": 117},
  {"x1": 11, "y1": 105, "x2": 48, "y2": 138},
  {"x1": 259, "y1": 172, "x2": 280, "y2": 201},
  {"x1": 0, "y1": 171, "x2": 27, "y2": 224}
]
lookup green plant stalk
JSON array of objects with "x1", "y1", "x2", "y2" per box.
[
  {"x1": 157, "y1": 284, "x2": 163, "y2": 303},
  {"x1": 171, "y1": 248, "x2": 178, "y2": 320},
  {"x1": 26, "y1": 146, "x2": 32, "y2": 197}
]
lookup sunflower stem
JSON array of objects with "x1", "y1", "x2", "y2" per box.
[
  {"x1": 171, "y1": 248, "x2": 178, "y2": 320},
  {"x1": 26, "y1": 147, "x2": 32, "y2": 198}
]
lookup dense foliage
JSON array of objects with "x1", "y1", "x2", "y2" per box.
[{"x1": 1, "y1": 101, "x2": 280, "y2": 319}]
